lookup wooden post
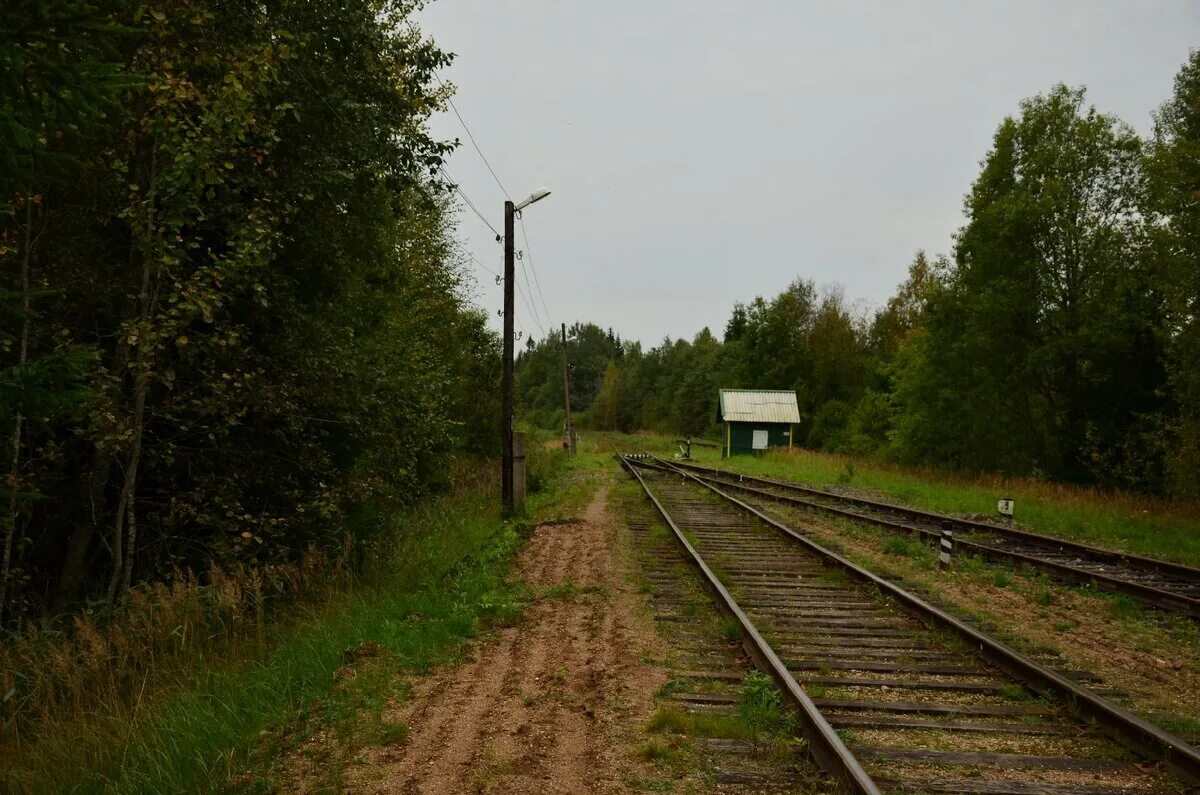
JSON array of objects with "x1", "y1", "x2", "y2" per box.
[
  {"x1": 724, "y1": 422, "x2": 731, "y2": 459},
  {"x1": 561, "y1": 323, "x2": 575, "y2": 454},
  {"x1": 512, "y1": 431, "x2": 526, "y2": 513},
  {"x1": 502, "y1": 200, "x2": 515, "y2": 514},
  {"x1": 788, "y1": 423, "x2": 794, "y2": 451}
]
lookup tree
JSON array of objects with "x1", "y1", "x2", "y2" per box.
[
  {"x1": 1150, "y1": 50, "x2": 1200, "y2": 496},
  {"x1": 893, "y1": 85, "x2": 1161, "y2": 484},
  {"x1": 0, "y1": 0, "x2": 499, "y2": 621}
]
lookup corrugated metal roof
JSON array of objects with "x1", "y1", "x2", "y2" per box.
[{"x1": 718, "y1": 389, "x2": 801, "y2": 424}]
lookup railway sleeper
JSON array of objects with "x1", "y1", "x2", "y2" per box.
[{"x1": 621, "y1": 456, "x2": 1195, "y2": 794}]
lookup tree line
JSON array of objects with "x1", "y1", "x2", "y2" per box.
[
  {"x1": 0, "y1": 1, "x2": 500, "y2": 623},
  {"x1": 517, "y1": 53, "x2": 1200, "y2": 499}
]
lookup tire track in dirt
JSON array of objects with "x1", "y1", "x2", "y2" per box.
[{"x1": 357, "y1": 485, "x2": 669, "y2": 794}]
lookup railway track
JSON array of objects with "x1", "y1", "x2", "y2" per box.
[
  {"x1": 663, "y1": 458, "x2": 1200, "y2": 618},
  {"x1": 619, "y1": 454, "x2": 1200, "y2": 794},
  {"x1": 621, "y1": 485, "x2": 818, "y2": 790}
]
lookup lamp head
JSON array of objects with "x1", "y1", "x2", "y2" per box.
[{"x1": 514, "y1": 187, "x2": 552, "y2": 212}]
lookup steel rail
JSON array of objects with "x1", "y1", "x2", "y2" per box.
[
  {"x1": 665, "y1": 458, "x2": 1200, "y2": 617},
  {"x1": 637, "y1": 455, "x2": 1200, "y2": 783},
  {"x1": 618, "y1": 454, "x2": 881, "y2": 794}
]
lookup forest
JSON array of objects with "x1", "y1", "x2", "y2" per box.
[
  {"x1": 0, "y1": 1, "x2": 500, "y2": 625},
  {"x1": 517, "y1": 52, "x2": 1200, "y2": 499}
]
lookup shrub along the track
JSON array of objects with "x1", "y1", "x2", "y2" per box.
[{"x1": 0, "y1": 461, "x2": 544, "y2": 794}]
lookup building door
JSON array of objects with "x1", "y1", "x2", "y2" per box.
[{"x1": 752, "y1": 429, "x2": 768, "y2": 450}]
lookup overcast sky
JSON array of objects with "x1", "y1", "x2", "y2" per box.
[{"x1": 417, "y1": 1, "x2": 1199, "y2": 347}]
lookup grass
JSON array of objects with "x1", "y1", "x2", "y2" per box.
[
  {"x1": 657, "y1": 438, "x2": 1200, "y2": 567},
  {"x1": 646, "y1": 703, "x2": 753, "y2": 740},
  {"x1": 998, "y1": 683, "x2": 1034, "y2": 702},
  {"x1": 2, "y1": 485, "x2": 528, "y2": 794},
  {"x1": 719, "y1": 616, "x2": 743, "y2": 643},
  {"x1": 1, "y1": 444, "x2": 581, "y2": 794},
  {"x1": 883, "y1": 535, "x2": 930, "y2": 563},
  {"x1": 1149, "y1": 712, "x2": 1200, "y2": 746},
  {"x1": 739, "y1": 672, "x2": 797, "y2": 741},
  {"x1": 542, "y1": 581, "x2": 582, "y2": 601},
  {"x1": 762, "y1": 500, "x2": 1200, "y2": 740},
  {"x1": 1034, "y1": 576, "x2": 1054, "y2": 606},
  {"x1": 623, "y1": 770, "x2": 676, "y2": 791}
]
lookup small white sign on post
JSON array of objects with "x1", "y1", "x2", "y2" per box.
[{"x1": 997, "y1": 498, "x2": 1014, "y2": 517}]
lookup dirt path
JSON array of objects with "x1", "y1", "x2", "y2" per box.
[{"x1": 358, "y1": 486, "x2": 667, "y2": 794}]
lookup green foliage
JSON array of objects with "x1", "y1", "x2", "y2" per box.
[
  {"x1": 1, "y1": 471, "x2": 524, "y2": 792},
  {"x1": 891, "y1": 85, "x2": 1161, "y2": 487},
  {"x1": 523, "y1": 62, "x2": 1200, "y2": 503},
  {"x1": 0, "y1": 2, "x2": 501, "y2": 622},
  {"x1": 1150, "y1": 49, "x2": 1200, "y2": 497},
  {"x1": 738, "y1": 671, "x2": 795, "y2": 741}
]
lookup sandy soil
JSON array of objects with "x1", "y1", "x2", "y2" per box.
[{"x1": 357, "y1": 486, "x2": 668, "y2": 794}]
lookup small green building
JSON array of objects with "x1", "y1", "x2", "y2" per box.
[{"x1": 717, "y1": 389, "x2": 800, "y2": 458}]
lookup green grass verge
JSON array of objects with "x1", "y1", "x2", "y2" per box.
[
  {"x1": 1, "y1": 478, "x2": 538, "y2": 794},
  {"x1": 600, "y1": 432, "x2": 1200, "y2": 567}
]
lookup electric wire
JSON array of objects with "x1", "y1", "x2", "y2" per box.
[
  {"x1": 467, "y1": 250, "x2": 541, "y2": 339},
  {"x1": 439, "y1": 166, "x2": 503, "y2": 241},
  {"x1": 519, "y1": 215, "x2": 554, "y2": 327},
  {"x1": 431, "y1": 72, "x2": 511, "y2": 202},
  {"x1": 516, "y1": 281, "x2": 546, "y2": 338},
  {"x1": 258, "y1": 9, "x2": 536, "y2": 343},
  {"x1": 425, "y1": 58, "x2": 557, "y2": 335},
  {"x1": 466, "y1": 252, "x2": 499, "y2": 278},
  {"x1": 515, "y1": 248, "x2": 542, "y2": 330}
]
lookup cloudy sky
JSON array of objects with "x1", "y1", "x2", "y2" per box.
[{"x1": 417, "y1": 1, "x2": 1199, "y2": 347}]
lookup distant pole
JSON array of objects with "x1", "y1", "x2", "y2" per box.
[
  {"x1": 561, "y1": 322, "x2": 575, "y2": 454},
  {"x1": 502, "y1": 200, "x2": 516, "y2": 514}
]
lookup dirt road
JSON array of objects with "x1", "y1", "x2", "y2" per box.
[{"x1": 360, "y1": 486, "x2": 666, "y2": 793}]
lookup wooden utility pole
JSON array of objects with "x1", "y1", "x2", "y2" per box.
[
  {"x1": 501, "y1": 200, "x2": 516, "y2": 514},
  {"x1": 561, "y1": 323, "x2": 575, "y2": 454}
]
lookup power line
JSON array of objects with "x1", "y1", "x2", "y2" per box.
[
  {"x1": 425, "y1": 58, "x2": 557, "y2": 336},
  {"x1": 439, "y1": 166, "x2": 503, "y2": 240},
  {"x1": 432, "y1": 73, "x2": 511, "y2": 202},
  {"x1": 516, "y1": 281, "x2": 545, "y2": 338},
  {"x1": 466, "y1": 251, "x2": 541, "y2": 339},
  {"x1": 515, "y1": 247, "x2": 545, "y2": 331},
  {"x1": 466, "y1": 252, "x2": 499, "y2": 279},
  {"x1": 238, "y1": 10, "x2": 524, "y2": 349},
  {"x1": 519, "y1": 215, "x2": 554, "y2": 327}
]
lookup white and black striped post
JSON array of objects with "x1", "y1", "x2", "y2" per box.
[{"x1": 938, "y1": 521, "x2": 954, "y2": 570}]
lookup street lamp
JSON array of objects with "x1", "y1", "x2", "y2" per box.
[
  {"x1": 502, "y1": 187, "x2": 552, "y2": 515},
  {"x1": 514, "y1": 187, "x2": 551, "y2": 212}
]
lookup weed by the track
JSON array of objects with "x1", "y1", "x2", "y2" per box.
[
  {"x1": 1034, "y1": 576, "x2": 1054, "y2": 606},
  {"x1": 998, "y1": 683, "x2": 1034, "y2": 701},
  {"x1": 739, "y1": 671, "x2": 796, "y2": 741},
  {"x1": 647, "y1": 703, "x2": 753, "y2": 740},
  {"x1": 624, "y1": 768, "x2": 678, "y2": 790},
  {"x1": 675, "y1": 441, "x2": 1200, "y2": 567}
]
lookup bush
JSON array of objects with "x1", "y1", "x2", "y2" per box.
[
  {"x1": 807, "y1": 400, "x2": 851, "y2": 451},
  {"x1": 524, "y1": 434, "x2": 566, "y2": 494}
]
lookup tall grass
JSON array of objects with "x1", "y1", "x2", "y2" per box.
[
  {"x1": 690, "y1": 444, "x2": 1200, "y2": 566},
  {"x1": 0, "y1": 462, "x2": 532, "y2": 793}
]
